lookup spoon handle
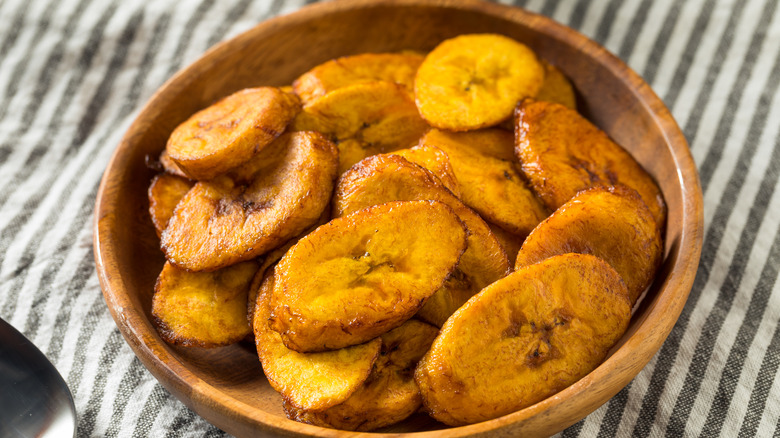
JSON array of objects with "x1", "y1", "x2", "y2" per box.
[{"x1": 0, "y1": 317, "x2": 76, "y2": 438}]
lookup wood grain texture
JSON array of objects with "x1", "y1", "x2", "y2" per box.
[{"x1": 93, "y1": 0, "x2": 703, "y2": 436}]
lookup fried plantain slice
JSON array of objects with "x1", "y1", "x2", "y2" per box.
[
  {"x1": 291, "y1": 81, "x2": 430, "y2": 174},
  {"x1": 284, "y1": 319, "x2": 439, "y2": 431},
  {"x1": 148, "y1": 173, "x2": 194, "y2": 237},
  {"x1": 516, "y1": 186, "x2": 662, "y2": 304},
  {"x1": 414, "y1": 34, "x2": 545, "y2": 131},
  {"x1": 515, "y1": 100, "x2": 667, "y2": 229},
  {"x1": 152, "y1": 260, "x2": 259, "y2": 348},
  {"x1": 270, "y1": 200, "x2": 467, "y2": 352},
  {"x1": 161, "y1": 131, "x2": 338, "y2": 272},
  {"x1": 415, "y1": 253, "x2": 631, "y2": 426},
  {"x1": 166, "y1": 87, "x2": 300, "y2": 180},
  {"x1": 389, "y1": 144, "x2": 461, "y2": 197},
  {"x1": 335, "y1": 154, "x2": 510, "y2": 327},
  {"x1": 419, "y1": 128, "x2": 548, "y2": 237},
  {"x1": 254, "y1": 271, "x2": 382, "y2": 411},
  {"x1": 293, "y1": 52, "x2": 424, "y2": 104},
  {"x1": 535, "y1": 61, "x2": 577, "y2": 110}
]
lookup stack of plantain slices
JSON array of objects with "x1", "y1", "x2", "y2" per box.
[{"x1": 145, "y1": 33, "x2": 666, "y2": 431}]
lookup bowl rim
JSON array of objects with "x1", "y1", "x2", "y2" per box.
[{"x1": 93, "y1": 0, "x2": 704, "y2": 436}]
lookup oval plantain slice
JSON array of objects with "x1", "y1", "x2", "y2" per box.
[
  {"x1": 414, "y1": 33, "x2": 545, "y2": 131},
  {"x1": 389, "y1": 144, "x2": 461, "y2": 197},
  {"x1": 335, "y1": 154, "x2": 510, "y2": 327},
  {"x1": 291, "y1": 81, "x2": 430, "y2": 175},
  {"x1": 270, "y1": 200, "x2": 468, "y2": 352},
  {"x1": 419, "y1": 128, "x2": 548, "y2": 237},
  {"x1": 152, "y1": 260, "x2": 259, "y2": 348},
  {"x1": 535, "y1": 60, "x2": 577, "y2": 110},
  {"x1": 166, "y1": 87, "x2": 300, "y2": 180},
  {"x1": 516, "y1": 186, "x2": 663, "y2": 305},
  {"x1": 161, "y1": 131, "x2": 338, "y2": 272},
  {"x1": 284, "y1": 319, "x2": 439, "y2": 431},
  {"x1": 415, "y1": 253, "x2": 631, "y2": 426},
  {"x1": 293, "y1": 52, "x2": 425, "y2": 105},
  {"x1": 515, "y1": 100, "x2": 667, "y2": 229},
  {"x1": 148, "y1": 173, "x2": 194, "y2": 237},
  {"x1": 254, "y1": 270, "x2": 382, "y2": 412}
]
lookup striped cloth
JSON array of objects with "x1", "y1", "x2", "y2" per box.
[{"x1": 0, "y1": 0, "x2": 778, "y2": 436}]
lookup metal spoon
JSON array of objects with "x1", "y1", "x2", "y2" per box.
[{"x1": 0, "y1": 317, "x2": 76, "y2": 438}]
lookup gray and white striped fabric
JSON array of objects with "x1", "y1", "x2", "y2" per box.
[{"x1": 0, "y1": 0, "x2": 778, "y2": 436}]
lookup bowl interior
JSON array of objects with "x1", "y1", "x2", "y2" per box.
[{"x1": 94, "y1": 1, "x2": 702, "y2": 437}]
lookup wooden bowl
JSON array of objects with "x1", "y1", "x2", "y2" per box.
[{"x1": 93, "y1": 0, "x2": 703, "y2": 436}]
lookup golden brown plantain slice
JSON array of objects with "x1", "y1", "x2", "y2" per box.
[
  {"x1": 515, "y1": 100, "x2": 667, "y2": 229},
  {"x1": 335, "y1": 154, "x2": 510, "y2": 327},
  {"x1": 284, "y1": 319, "x2": 439, "y2": 431},
  {"x1": 291, "y1": 81, "x2": 430, "y2": 174},
  {"x1": 415, "y1": 253, "x2": 631, "y2": 426},
  {"x1": 389, "y1": 145, "x2": 460, "y2": 197},
  {"x1": 254, "y1": 271, "x2": 382, "y2": 411},
  {"x1": 535, "y1": 61, "x2": 577, "y2": 110},
  {"x1": 148, "y1": 173, "x2": 194, "y2": 237},
  {"x1": 270, "y1": 200, "x2": 467, "y2": 352},
  {"x1": 161, "y1": 131, "x2": 338, "y2": 272},
  {"x1": 419, "y1": 128, "x2": 548, "y2": 237},
  {"x1": 166, "y1": 87, "x2": 300, "y2": 180},
  {"x1": 516, "y1": 186, "x2": 662, "y2": 304},
  {"x1": 151, "y1": 260, "x2": 259, "y2": 348},
  {"x1": 293, "y1": 52, "x2": 424, "y2": 104},
  {"x1": 414, "y1": 34, "x2": 545, "y2": 131},
  {"x1": 158, "y1": 150, "x2": 189, "y2": 178}
]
